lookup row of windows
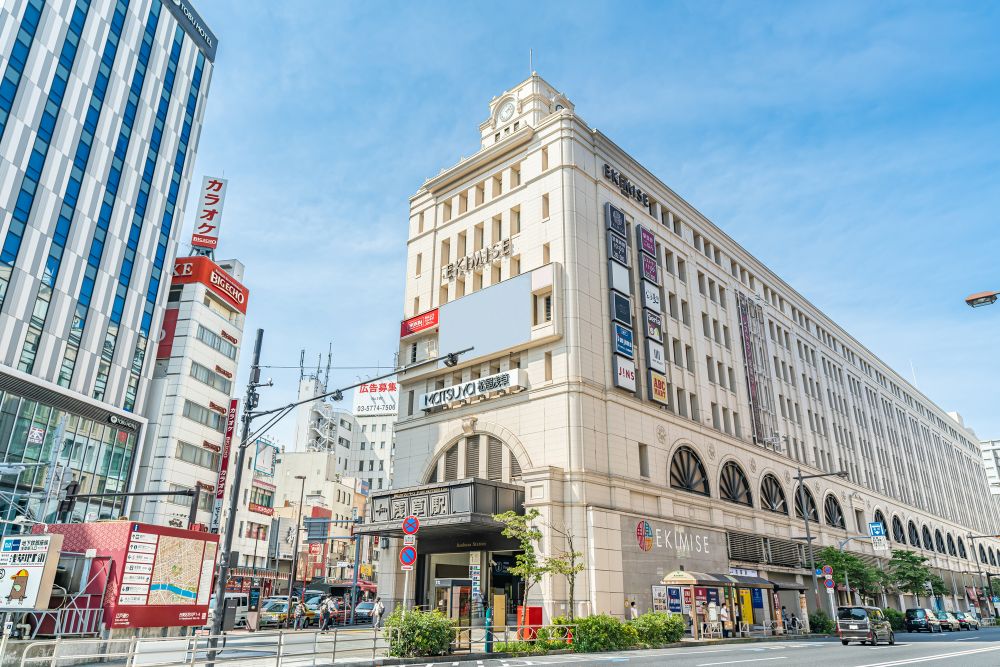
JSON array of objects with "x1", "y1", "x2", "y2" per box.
[
  {"x1": 93, "y1": 25, "x2": 187, "y2": 403},
  {"x1": 58, "y1": 1, "x2": 163, "y2": 389},
  {"x1": 190, "y1": 361, "x2": 232, "y2": 395},
  {"x1": 182, "y1": 399, "x2": 225, "y2": 432},
  {"x1": 174, "y1": 440, "x2": 220, "y2": 471},
  {"x1": 0, "y1": 0, "x2": 43, "y2": 140},
  {"x1": 0, "y1": 0, "x2": 91, "y2": 309},
  {"x1": 18, "y1": 1, "x2": 130, "y2": 376},
  {"x1": 124, "y1": 49, "x2": 207, "y2": 410},
  {"x1": 196, "y1": 325, "x2": 238, "y2": 359}
]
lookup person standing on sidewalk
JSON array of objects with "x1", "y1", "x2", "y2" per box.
[
  {"x1": 629, "y1": 601, "x2": 640, "y2": 620},
  {"x1": 720, "y1": 604, "x2": 731, "y2": 638},
  {"x1": 293, "y1": 600, "x2": 307, "y2": 630},
  {"x1": 319, "y1": 596, "x2": 331, "y2": 633},
  {"x1": 372, "y1": 597, "x2": 385, "y2": 629}
]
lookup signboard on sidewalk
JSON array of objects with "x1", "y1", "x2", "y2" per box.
[{"x1": 0, "y1": 534, "x2": 63, "y2": 610}]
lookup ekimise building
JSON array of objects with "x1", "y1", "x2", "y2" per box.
[{"x1": 360, "y1": 75, "x2": 1000, "y2": 629}]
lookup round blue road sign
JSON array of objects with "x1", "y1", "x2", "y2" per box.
[{"x1": 399, "y1": 545, "x2": 417, "y2": 566}]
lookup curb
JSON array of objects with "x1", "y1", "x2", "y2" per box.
[{"x1": 373, "y1": 634, "x2": 836, "y2": 664}]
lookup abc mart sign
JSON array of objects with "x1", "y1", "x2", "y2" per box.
[{"x1": 420, "y1": 369, "x2": 527, "y2": 411}]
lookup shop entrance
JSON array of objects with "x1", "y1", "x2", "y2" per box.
[{"x1": 433, "y1": 578, "x2": 472, "y2": 649}]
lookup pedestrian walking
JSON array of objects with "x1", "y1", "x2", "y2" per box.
[
  {"x1": 629, "y1": 601, "x2": 640, "y2": 620},
  {"x1": 372, "y1": 597, "x2": 385, "y2": 629},
  {"x1": 293, "y1": 600, "x2": 307, "y2": 630},
  {"x1": 319, "y1": 597, "x2": 331, "y2": 632}
]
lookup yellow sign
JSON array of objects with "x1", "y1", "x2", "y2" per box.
[
  {"x1": 360, "y1": 564, "x2": 373, "y2": 578},
  {"x1": 738, "y1": 588, "x2": 753, "y2": 624},
  {"x1": 649, "y1": 371, "x2": 668, "y2": 405}
]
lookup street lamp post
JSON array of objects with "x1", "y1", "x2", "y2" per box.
[
  {"x1": 795, "y1": 467, "x2": 849, "y2": 614},
  {"x1": 836, "y1": 535, "x2": 873, "y2": 604},
  {"x1": 285, "y1": 475, "x2": 307, "y2": 628}
]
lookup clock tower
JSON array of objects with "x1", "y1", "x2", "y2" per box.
[{"x1": 479, "y1": 73, "x2": 573, "y2": 149}]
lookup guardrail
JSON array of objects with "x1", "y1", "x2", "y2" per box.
[{"x1": 18, "y1": 627, "x2": 389, "y2": 667}]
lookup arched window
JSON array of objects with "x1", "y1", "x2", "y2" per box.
[
  {"x1": 892, "y1": 516, "x2": 906, "y2": 543},
  {"x1": 760, "y1": 474, "x2": 787, "y2": 515},
  {"x1": 669, "y1": 446, "x2": 710, "y2": 496},
  {"x1": 908, "y1": 521, "x2": 920, "y2": 547},
  {"x1": 958, "y1": 537, "x2": 968, "y2": 559},
  {"x1": 426, "y1": 435, "x2": 524, "y2": 484},
  {"x1": 794, "y1": 486, "x2": 818, "y2": 522},
  {"x1": 947, "y1": 534, "x2": 956, "y2": 557},
  {"x1": 934, "y1": 530, "x2": 945, "y2": 554},
  {"x1": 980, "y1": 544, "x2": 988, "y2": 563},
  {"x1": 991, "y1": 548, "x2": 997, "y2": 567},
  {"x1": 719, "y1": 462, "x2": 752, "y2": 506},
  {"x1": 824, "y1": 494, "x2": 845, "y2": 529},
  {"x1": 921, "y1": 526, "x2": 933, "y2": 551}
]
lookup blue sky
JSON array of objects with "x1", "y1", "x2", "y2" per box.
[{"x1": 184, "y1": 1, "x2": 1000, "y2": 446}]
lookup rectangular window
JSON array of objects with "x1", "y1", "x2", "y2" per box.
[
  {"x1": 415, "y1": 253, "x2": 422, "y2": 275},
  {"x1": 511, "y1": 207, "x2": 521, "y2": 234},
  {"x1": 175, "y1": 441, "x2": 221, "y2": 471},
  {"x1": 544, "y1": 351, "x2": 553, "y2": 381},
  {"x1": 190, "y1": 361, "x2": 233, "y2": 394},
  {"x1": 196, "y1": 325, "x2": 237, "y2": 360},
  {"x1": 541, "y1": 146, "x2": 549, "y2": 171},
  {"x1": 639, "y1": 443, "x2": 650, "y2": 478},
  {"x1": 533, "y1": 290, "x2": 553, "y2": 325},
  {"x1": 542, "y1": 193, "x2": 550, "y2": 219},
  {"x1": 182, "y1": 400, "x2": 225, "y2": 432}
]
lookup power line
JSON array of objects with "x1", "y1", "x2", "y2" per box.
[{"x1": 258, "y1": 364, "x2": 397, "y2": 370}]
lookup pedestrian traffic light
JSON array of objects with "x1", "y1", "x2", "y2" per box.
[{"x1": 57, "y1": 479, "x2": 80, "y2": 521}]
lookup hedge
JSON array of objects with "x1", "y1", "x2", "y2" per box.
[
  {"x1": 630, "y1": 611, "x2": 686, "y2": 646},
  {"x1": 383, "y1": 607, "x2": 453, "y2": 657}
]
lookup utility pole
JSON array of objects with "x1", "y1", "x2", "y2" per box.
[
  {"x1": 210, "y1": 329, "x2": 264, "y2": 643},
  {"x1": 285, "y1": 475, "x2": 307, "y2": 628}
]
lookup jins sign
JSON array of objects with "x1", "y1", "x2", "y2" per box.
[
  {"x1": 172, "y1": 256, "x2": 249, "y2": 314},
  {"x1": 603, "y1": 164, "x2": 650, "y2": 207}
]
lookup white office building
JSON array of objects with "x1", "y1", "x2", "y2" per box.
[
  {"x1": 350, "y1": 381, "x2": 397, "y2": 492},
  {"x1": 0, "y1": 0, "x2": 216, "y2": 525}
]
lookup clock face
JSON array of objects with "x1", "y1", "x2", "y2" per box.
[{"x1": 498, "y1": 101, "x2": 515, "y2": 123}]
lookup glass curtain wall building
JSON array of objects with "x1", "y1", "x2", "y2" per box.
[{"x1": 0, "y1": 0, "x2": 217, "y2": 530}]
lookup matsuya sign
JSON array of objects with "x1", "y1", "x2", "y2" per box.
[{"x1": 420, "y1": 369, "x2": 527, "y2": 411}]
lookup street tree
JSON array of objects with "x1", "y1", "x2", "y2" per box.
[
  {"x1": 887, "y1": 550, "x2": 933, "y2": 597},
  {"x1": 494, "y1": 509, "x2": 547, "y2": 630},
  {"x1": 816, "y1": 547, "x2": 880, "y2": 600},
  {"x1": 542, "y1": 520, "x2": 585, "y2": 622}
]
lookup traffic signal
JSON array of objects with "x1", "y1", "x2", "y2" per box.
[{"x1": 57, "y1": 479, "x2": 80, "y2": 521}]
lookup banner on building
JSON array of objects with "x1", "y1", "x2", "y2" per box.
[
  {"x1": 156, "y1": 309, "x2": 180, "y2": 359},
  {"x1": 211, "y1": 400, "x2": 239, "y2": 533},
  {"x1": 191, "y1": 176, "x2": 228, "y2": 250}
]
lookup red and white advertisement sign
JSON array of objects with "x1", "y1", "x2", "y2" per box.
[
  {"x1": 191, "y1": 176, "x2": 228, "y2": 249},
  {"x1": 156, "y1": 308, "x2": 179, "y2": 359},
  {"x1": 172, "y1": 256, "x2": 249, "y2": 314},
  {"x1": 211, "y1": 399, "x2": 239, "y2": 533},
  {"x1": 400, "y1": 309, "x2": 438, "y2": 338},
  {"x1": 247, "y1": 503, "x2": 274, "y2": 516}
]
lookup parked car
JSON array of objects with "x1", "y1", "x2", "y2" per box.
[
  {"x1": 353, "y1": 601, "x2": 375, "y2": 623},
  {"x1": 837, "y1": 606, "x2": 895, "y2": 646},
  {"x1": 259, "y1": 600, "x2": 317, "y2": 627},
  {"x1": 904, "y1": 608, "x2": 942, "y2": 633},
  {"x1": 952, "y1": 611, "x2": 980, "y2": 630},
  {"x1": 935, "y1": 611, "x2": 961, "y2": 631}
]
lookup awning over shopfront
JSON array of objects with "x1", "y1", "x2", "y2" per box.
[
  {"x1": 228, "y1": 567, "x2": 280, "y2": 580},
  {"x1": 358, "y1": 477, "x2": 524, "y2": 550},
  {"x1": 661, "y1": 570, "x2": 775, "y2": 588}
]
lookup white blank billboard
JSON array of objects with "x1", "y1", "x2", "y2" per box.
[{"x1": 438, "y1": 273, "x2": 532, "y2": 366}]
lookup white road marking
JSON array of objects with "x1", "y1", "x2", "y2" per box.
[
  {"x1": 852, "y1": 644, "x2": 1000, "y2": 667},
  {"x1": 697, "y1": 658, "x2": 788, "y2": 667}
]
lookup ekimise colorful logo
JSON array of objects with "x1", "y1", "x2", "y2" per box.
[{"x1": 636, "y1": 520, "x2": 653, "y2": 551}]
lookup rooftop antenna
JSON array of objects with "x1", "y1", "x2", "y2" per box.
[
  {"x1": 298, "y1": 349, "x2": 305, "y2": 380},
  {"x1": 324, "y1": 343, "x2": 332, "y2": 388},
  {"x1": 529, "y1": 48, "x2": 533, "y2": 74}
]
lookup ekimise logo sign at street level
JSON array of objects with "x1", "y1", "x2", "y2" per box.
[{"x1": 634, "y1": 520, "x2": 715, "y2": 555}]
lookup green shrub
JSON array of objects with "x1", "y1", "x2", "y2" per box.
[
  {"x1": 629, "y1": 611, "x2": 686, "y2": 646},
  {"x1": 808, "y1": 611, "x2": 835, "y2": 634},
  {"x1": 884, "y1": 608, "x2": 904, "y2": 631},
  {"x1": 383, "y1": 607, "x2": 454, "y2": 657},
  {"x1": 493, "y1": 640, "x2": 543, "y2": 655},
  {"x1": 535, "y1": 625, "x2": 569, "y2": 650},
  {"x1": 573, "y1": 614, "x2": 636, "y2": 653}
]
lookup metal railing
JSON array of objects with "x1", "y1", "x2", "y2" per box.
[
  {"x1": 18, "y1": 627, "x2": 389, "y2": 667},
  {"x1": 441, "y1": 623, "x2": 577, "y2": 654}
]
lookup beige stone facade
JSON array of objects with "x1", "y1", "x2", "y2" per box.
[{"x1": 372, "y1": 74, "x2": 1000, "y2": 622}]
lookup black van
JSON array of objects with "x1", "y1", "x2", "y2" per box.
[
  {"x1": 904, "y1": 608, "x2": 942, "y2": 633},
  {"x1": 837, "y1": 606, "x2": 895, "y2": 646}
]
